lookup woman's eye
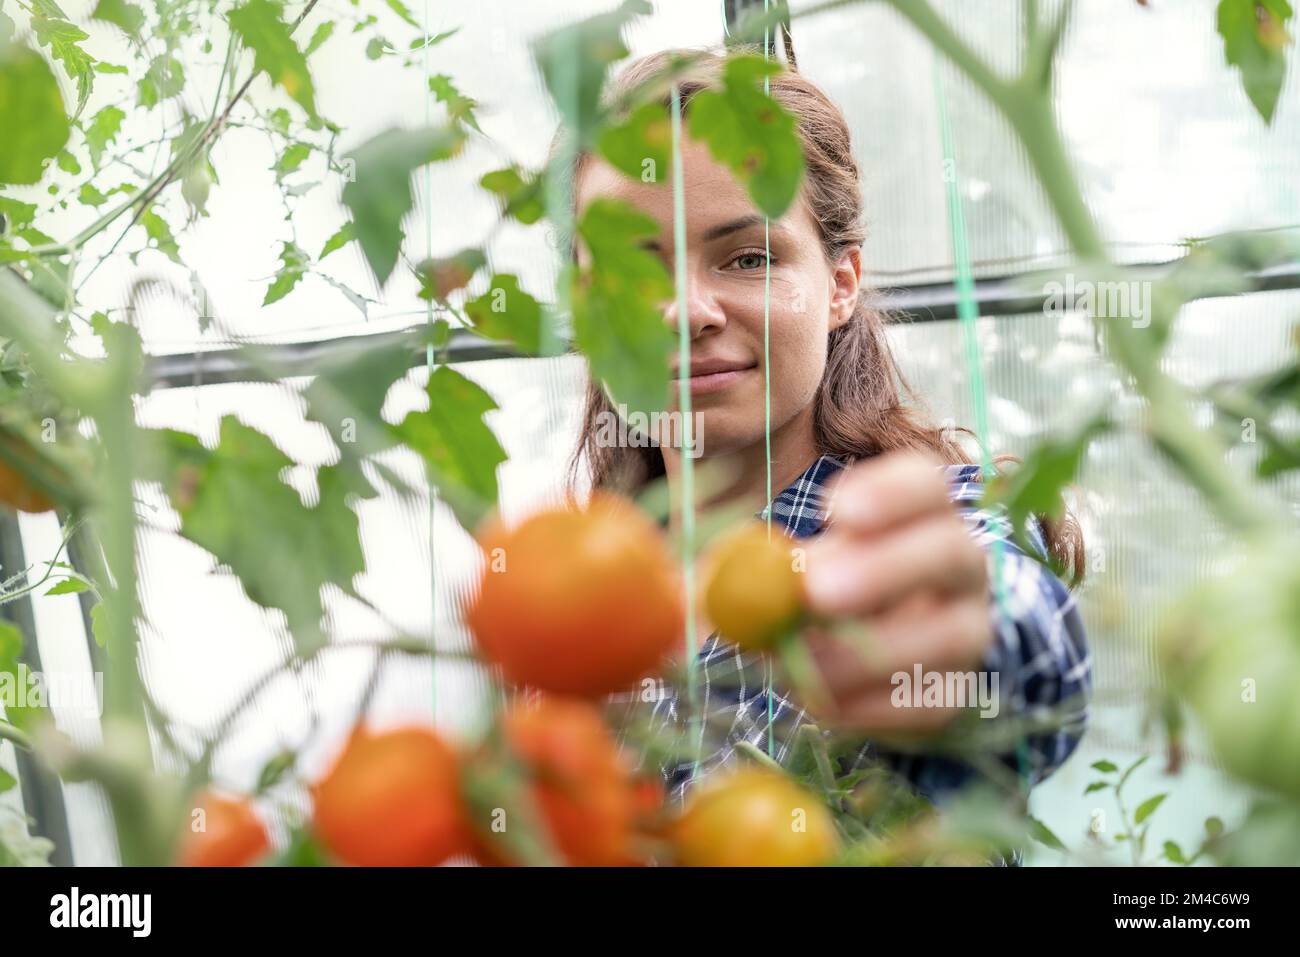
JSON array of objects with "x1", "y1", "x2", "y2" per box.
[{"x1": 730, "y1": 252, "x2": 769, "y2": 271}]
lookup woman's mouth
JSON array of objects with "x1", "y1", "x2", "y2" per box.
[{"x1": 671, "y1": 361, "x2": 758, "y2": 397}]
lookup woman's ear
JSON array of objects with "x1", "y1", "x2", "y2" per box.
[{"x1": 828, "y1": 245, "x2": 862, "y2": 331}]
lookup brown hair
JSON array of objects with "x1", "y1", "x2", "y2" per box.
[{"x1": 559, "y1": 46, "x2": 1085, "y2": 587}]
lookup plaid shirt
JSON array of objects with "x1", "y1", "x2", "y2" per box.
[{"x1": 608, "y1": 453, "x2": 1091, "y2": 831}]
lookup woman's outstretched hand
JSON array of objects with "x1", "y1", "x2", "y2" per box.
[{"x1": 798, "y1": 450, "x2": 996, "y2": 733}]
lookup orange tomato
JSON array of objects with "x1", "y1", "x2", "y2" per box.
[
  {"x1": 0, "y1": 458, "x2": 54, "y2": 514},
  {"x1": 311, "y1": 725, "x2": 470, "y2": 867},
  {"x1": 466, "y1": 493, "x2": 683, "y2": 696},
  {"x1": 702, "y1": 522, "x2": 806, "y2": 651},
  {"x1": 668, "y1": 767, "x2": 840, "y2": 867},
  {"x1": 473, "y1": 697, "x2": 646, "y2": 866},
  {"x1": 176, "y1": 791, "x2": 270, "y2": 867}
]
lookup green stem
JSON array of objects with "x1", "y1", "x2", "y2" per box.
[{"x1": 0, "y1": 721, "x2": 33, "y2": 751}]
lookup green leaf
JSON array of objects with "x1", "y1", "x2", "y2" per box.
[
  {"x1": 267, "y1": 106, "x2": 292, "y2": 134},
  {"x1": 365, "y1": 36, "x2": 389, "y2": 59},
  {"x1": 410, "y1": 28, "x2": 459, "y2": 50},
  {"x1": 1217, "y1": 0, "x2": 1294, "y2": 124},
  {"x1": 83, "y1": 105, "x2": 125, "y2": 168},
  {"x1": 1027, "y1": 814, "x2": 1067, "y2": 851},
  {"x1": 0, "y1": 44, "x2": 71, "y2": 185},
  {"x1": 0, "y1": 620, "x2": 43, "y2": 731},
  {"x1": 93, "y1": 62, "x2": 128, "y2": 74},
  {"x1": 77, "y1": 182, "x2": 108, "y2": 207},
  {"x1": 1163, "y1": 840, "x2": 1187, "y2": 864},
  {"x1": 44, "y1": 577, "x2": 89, "y2": 596},
  {"x1": 318, "y1": 222, "x2": 354, "y2": 259},
  {"x1": 1134, "y1": 792, "x2": 1168, "y2": 825},
  {"x1": 428, "y1": 74, "x2": 481, "y2": 133},
  {"x1": 0, "y1": 766, "x2": 15, "y2": 794},
  {"x1": 274, "y1": 142, "x2": 311, "y2": 176},
  {"x1": 340, "y1": 125, "x2": 465, "y2": 286},
  {"x1": 384, "y1": 0, "x2": 420, "y2": 28},
  {"x1": 391, "y1": 364, "x2": 505, "y2": 533},
  {"x1": 229, "y1": 0, "x2": 318, "y2": 119},
  {"x1": 140, "y1": 206, "x2": 181, "y2": 263},
  {"x1": 302, "y1": 336, "x2": 413, "y2": 460},
  {"x1": 254, "y1": 748, "x2": 296, "y2": 793},
  {"x1": 687, "y1": 54, "x2": 805, "y2": 219},
  {"x1": 1083, "y1": 781, "x2": 1110, "y2": 795},
  {"x1": 31, "y1": 13, "x2": 95, "y2": 119},
  {"x1": 263, "y1": 241, "x2": 309, "y2": 305},
  {"x1": 598, "y1": 100, "x2": 671, "y2": 183},
  {"x1": 416, "y1": 247, "x2": 485, "y2": 301},
  {"x1": 986, "y1": 410, "x2": 1109, "y2": 546},
  {"x1": 149, "y1": 418, "x2": 368, "y2": 654},
  {"x1": 89, "y1": 600, "x2": 113, "y2": 649},
  {"x1": 137, "y1": 54, "x2": 183, "y2": 108},
  {"x1": 1090, "y1": 759, "x2": 1119, "y2": 773},
  {"x1": 55, "y1": 149, "x2": 80, "y2": 174},
  {"x1": 479, "y1": 166, "x2": 544, "y2": 225},
  {"x1": 0, "y1": 804, "x2": 55, "y2": 866},
  {"x1": 569, "y1": 198, "x2": 675, "y2": 418},
  {"x1": 0, "y1": 196, "x2": 38, "y2": 230},
  {"x1": 532, "y1": 0, "x2": 651, "y2": 147},
  {"x1": 463, "y1": 274, "x2": 545, "y2": 355},
  {"x1": 304, "y1": 19, "x2": 335, "y2": 56},
  {"x1": 1205, "y1": 815, "x2": 1225, "y2": 836},
  {"x1": 92, "y1": 0, "x2": 146, "y2": 36}
]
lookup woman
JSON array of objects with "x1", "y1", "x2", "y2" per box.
[{"x1": 562, "y1": 48, "x2": 1090, "y2": 819}]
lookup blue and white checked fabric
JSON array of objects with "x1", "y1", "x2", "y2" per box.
[{"x1": 606, "y1": 453, "x2": 1092, "y2": 824}]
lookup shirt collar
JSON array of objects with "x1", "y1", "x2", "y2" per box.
[{"x1": 756, "y1": 453, "x2": 852, "y2": 539}]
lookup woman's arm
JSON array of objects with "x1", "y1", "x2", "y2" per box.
[{"x1": 801, "y1": 452, "x2": 1093, "y2": 802}]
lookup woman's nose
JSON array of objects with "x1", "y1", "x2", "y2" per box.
[{"x1": 662, "y1": 276, "x2": 726, "y2": 338}]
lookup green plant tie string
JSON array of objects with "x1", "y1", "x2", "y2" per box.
[
  {"x1": 931, "y1": 52, "x2": 1032, "y2": 800},
  {"x1": 670, "y1": 83, "x2": 703, "y2": 782},
  {"x1": 762, "y1": 0, "x2": 777, "y2": 763},
  {"x1": 425, "y1": 0, "x2": 437, "y2": 726}
]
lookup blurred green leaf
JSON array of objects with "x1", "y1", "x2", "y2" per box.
[
  {"x1": 319, "y1": 222, "x2": 354, "y2": 260},
  {"x1": 44, "y1": 577, "x2": 88, "y2": 596},
  {"x1": 569, "y1": 198, "x2": 674, "y2": 419},
  {"x1": 0, "y1": 44, "x2": 71, "y2": 185},
  {"x1": 83, "y1": 105, "x2": 125, "y2": 168},
  {"x1": 1134, "y1": 792, "x2": 1168, "y2": 825},
  {"x1": 340, "y1": 125, "x2": 465, "y2": 285},
  {"x1": 1028, "y1": 814, "x2": 1067, "y2": 851},
  {"x1": 229, "y1": 0, "x2": 318, "y2": 119},
  {"x1": 428, "y1": 74, "x2": 481, "y2": 133},
  {"x1": 137, "y1": 54, "x2": 183, "y2": 108},
  {"x1": 1091, "y1": 759, "x2": 1119, "y2": 773},
  {"x1": 1163, "y1": 840, "x2": 1187, "y2": 864},
  {"x1": 92, "y1": 0, "x2": 145, "y2": 37},
  {"x1": 463, "y1": 274, "x2": 545, "y2": 355},
  {"x1": 416, "y1": 247, "x2": 485, "y2": 302},
  {"x1": 1217, "y1": 0, "x2": 1294, "y2": 124},
  {"x1": 1083, "y1": 781, "x2": 1110, "y2": 795},
  {"x1": 149, "y1": 418, "x2": 369, "y2": 655},
  {"x1": 533, "y1": 0, "x2": 651, "y2": 148},
  {"x1": 687, "y1": 54, "x2": 805, "y2": 218},
  {"x1": 0, "y1": 804, "x2": 54, "y2": 866},
  {"x1": 383, "y1": 0, "x2": 419, "y2": 29},
  {"x1": 263, "y1": 241, "x2": 308, "y2": 305},
  {"x1": 598, "y1": 100, "x2": 671, "y2": 182},
  {"x1": 479, "y1": 166, "x2": 545, "y2": 225},
  {"x1": 304, "y1": 19, "x2": 334, "y2": 56},
  {"x1": 0, "y1": 766, "x2": 15, "y2": 794},
  {"x1": 274, "y1": 142, "x2": 311, "y2": 176},
  {"x1": 392, "y1": 364, "x2": 505, "y2": 534}
]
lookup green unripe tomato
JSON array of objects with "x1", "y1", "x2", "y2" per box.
[{"x1": 1157, "y1": 538, "x2": 1300, "y2": 799}]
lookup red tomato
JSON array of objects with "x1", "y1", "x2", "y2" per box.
[{"x1": 176, "y1": 791, "x2": 270, "y2": 867}]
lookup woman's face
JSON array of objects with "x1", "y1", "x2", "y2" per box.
[{"x1": 574, "y1": 132, "x2": 861, "y2": 459}]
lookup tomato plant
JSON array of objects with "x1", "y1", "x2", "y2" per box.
[
  {"x1": 467, "y1": 493, "x2": 684, "y2": 697},
  {"x1": 701, "y1": 521, "x2": 806, "y2": 651},
  {"x1": 176, "y1": 791, "x2": 270, "y2": 867},
  {"x1": 311, "y1": 725, "x2": 470, "y2": 867},
  {"x1": 667, "y1": 766, "x2": 841, "y2": 867}
]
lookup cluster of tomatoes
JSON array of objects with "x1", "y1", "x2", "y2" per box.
[{"x1": 178, "y1": 492, "x2": 842, "y2": 867}]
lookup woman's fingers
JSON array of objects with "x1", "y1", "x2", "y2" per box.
[
  {"x1": 804, "y1": 594, "x2": 993, "y2": 695},
  {"x1": 803, "y1": 515, "x2": 987, "y2": 617},
  {"x1": 824, "y1": 450, "x2": 951, "y2": 534}
]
